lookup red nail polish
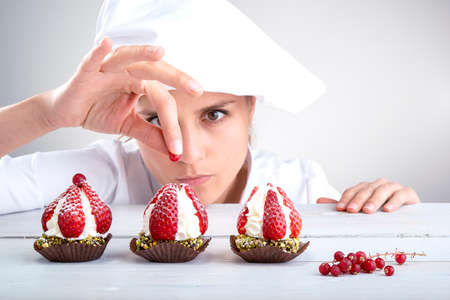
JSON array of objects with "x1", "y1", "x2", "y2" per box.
[{"x1": 169, "y1": 152, "x2": 180, "y2": 162}]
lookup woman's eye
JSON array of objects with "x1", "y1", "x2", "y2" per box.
[
  {"x1": 147, "y1": 116, "x2": 161, "y2": 127},
  {"x1": 204, "y1": 110, "x2": 226, "y2": 122}
]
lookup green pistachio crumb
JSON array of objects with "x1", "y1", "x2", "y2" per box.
[
  {"x1": 235, "y1": 234, "x2": 300, "y2": 253},
  {"x1": 35, "y1": 234, "x2": 106, "y2": 249},
  {"x1": 135, "y1": 235, "x2": 204, "y2": 251}
]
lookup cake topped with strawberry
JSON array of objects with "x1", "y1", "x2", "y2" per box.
[
  {"x1": 238, "y1": 183, "x2": 302, "y2": 240},
  {"x1": 231, "y1": 183, "x2": 310, "y2": 263},
  {"x1": 130, "y1": 183, "x2": 210, "y2": 263},
  {"x1": 34, "y1": 173, "x2": 112, "y2": 262}
]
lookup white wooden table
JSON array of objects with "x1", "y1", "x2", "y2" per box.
[{"x1": 2, "y1": 203, "x2": 450, "y2": 299}]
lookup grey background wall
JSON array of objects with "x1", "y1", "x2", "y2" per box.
[{"x1": 1, "y1": 0, "x2": 449, "y2": 202}]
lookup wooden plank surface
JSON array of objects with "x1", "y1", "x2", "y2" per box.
[
  {"x1": 2, "y1": 203, "x2": 450, "y2": 299},
  {"x1": 2, "y1": 238, "x2": 450, "y2": 300}
]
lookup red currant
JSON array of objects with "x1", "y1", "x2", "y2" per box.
[
  {"x1": 330, "y1": 265, "x2": 341, "y2": 277},
  {"x1": 169, "y1": 152, "x2": 181, "y2": 162},
  {"x1": 375, "y1": 257, "x2": 385, "y2": 269},
  {"x1": 355, "y1": 251, "x2": 367, "y2": 264},
  {"x1": 72, "y1": 173, "x2": 86, "y2": 186},
  {"x1": 384, "y1": 265, "x2": 395, "y2": 276},
  {"x1": 395, "y1": 253, "x2": 406, "y2": 265},
  {"x1": 319, "y1": 263, "x2": 331, "y2": 276},
  {"x1": 363, "y1": 259, "x2": 377, "y2": 273},
  {"x1": 343, "y1": 258, "x2": 352, "y2": 267},
  {"x1": 338, "y1": 260, "x2": 351, "y2": 273},
  {"x1": 350, "y1": 263, "x2": 361, "y2": 275},
  {"x1": 346, "y1": 252, "x2": 356, "y2": 264},
  {"x1": 334, "y1": 251, "x2": 345, "y2": 262}
]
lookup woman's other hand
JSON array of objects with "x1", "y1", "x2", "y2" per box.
[
  {"x1": 45, "y1": 37, "x2": 203, "y2": 155},
  {"x1": 317, "y1": 178, "x2": 420, "y2": 213}
]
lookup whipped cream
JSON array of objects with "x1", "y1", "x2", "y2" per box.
[
  {"x1": 45, "y1": 190, "x2": 101, "y2": 240},
  {"x1": 244, "y1": 184, "x2": 293, "y2": 239},
  {"x1": 142, "y1": 184, "x2": 202, "y2": 240}
]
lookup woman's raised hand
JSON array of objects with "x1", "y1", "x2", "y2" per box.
[{"x1": 45, "y1": 37, "x2": 203, "y2": 155}]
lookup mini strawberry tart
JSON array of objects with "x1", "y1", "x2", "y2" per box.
[
  {"x1": 230, "y1": 183, "x2": 310, "y2": 263},
  {"x1": 130, "y1": 183, "x2": 210, "y2": 263},
  {"x1": 34, "y1": 173, "x2": 112, "y2": 262}
]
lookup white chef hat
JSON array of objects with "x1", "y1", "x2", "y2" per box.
[{"x1": 95, "y1": 0, "x2": 326, "y2": 114}]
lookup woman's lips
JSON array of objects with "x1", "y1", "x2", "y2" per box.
[{"x1": 177, "y1": 175, "x2": 212, "y2": 186}]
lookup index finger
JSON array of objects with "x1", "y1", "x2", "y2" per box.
[
  {"x1": 127, "y1": 60, "x2": 204, "y2": 96},
  {"x1": 142, "y1": 80, "x2": 183, "y2": 158},
  {"x1": 101, "y1": 45, "x2": 165, "y2": 73}
]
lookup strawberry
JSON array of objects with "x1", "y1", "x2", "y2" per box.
[
  {"x1": 184, "y1": 185, "x2": 208, "y2": 234},
  {"x1": 262, "y1": 189, "x2": 287, "y2": 240},
  {"x1": 82, "y1": 182, "x2": 112, "y2": 234},
  {"x1": 277, "y1": 186, "x2": 302, "y2": 237},
  {"x1": 149, "y1": 184, "x2": 179, "y2": 240},
  {"x1": 237, "y1": 206, "x2": 249, "y2": 235},
  {"x1": 41, "y1": 190, "x2": 68, "y2": 231},
  {"x1": 145, "y1": 183, "x2": 176, "y2": 213},
  {"x1": 41, "y1": 199, "x2": 59, "y2": 232},
  {"x1": 57, "y1": 185, "x2": 86, "y2": 238},
  {"x1": 236, "y1": 186, "x2": 259, "y2": 234}
]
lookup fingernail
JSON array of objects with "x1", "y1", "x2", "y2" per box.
[
  {"x1": 147, "y1": 46, "x2": 158, "y2": 54},
  {"x1": 148, "y1": 46, "x2": 162, "y2": 56},
  {"x1": 364, "y1": 203, "x2": 374, "y2": 212},
  {"x1": 348, "y1": 203, "x2": 357, "y2": 211},
  {"x1": 187, "y1": 80, "x2": 203, "y2": 94},
  {"x1": 337, "y1": 202, "x2": 345, "y2": 209},
  {"x1": 171, "y1": 139, "x2": 183, "y2": 155},
  {"x1": 384, "y1": 204, "x2": 393, "y2": 211}
]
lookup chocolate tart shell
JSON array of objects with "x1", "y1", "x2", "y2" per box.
[
  {"x1": 130, "y1": 236, "x2": 211, "y2": 263},
  {"x1": 230, "y1": 235, "x2": 310, "y2": 263},
  {"x1": 34, "y1": 233, "x2": 112, "y2": 263}
]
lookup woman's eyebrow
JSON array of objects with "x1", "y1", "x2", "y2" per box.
[
  {"x1": 196, "y1": 99, "x2": 237, "y2": 113},
  {"x1": 138, "y1": 99, "x2": 237, "y2": 116}
]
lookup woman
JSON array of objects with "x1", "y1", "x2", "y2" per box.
[{"x1": 0, "y1": 0, "x2": 419, "y2": 214}]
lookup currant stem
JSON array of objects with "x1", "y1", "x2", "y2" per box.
[
  {"x1": 368, "y1": 250, "x2": 427, "y2": 259},
  {"x1": 323, "y1": 250, "x2": 426, "y2": 264}
]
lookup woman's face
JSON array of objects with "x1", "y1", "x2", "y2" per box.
[{"x1": 136, "y1": 90, "x2": 255, "y2": 205}]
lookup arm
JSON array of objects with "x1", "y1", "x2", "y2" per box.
[{"x1": 0, "y1": 92, "x2": 56, "y2": 157}]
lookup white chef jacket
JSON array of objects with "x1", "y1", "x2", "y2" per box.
[{"x1": 0, "y1": 139, "x2": 341, "y2": 215}]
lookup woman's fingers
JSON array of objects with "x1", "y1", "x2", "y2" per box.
[
  {"x1": 362, "y1": 182, "x2": 403, "y2": 214},
  {"x1": 336, "y1": 179, "x2": 420, "y2": 214},
  {"x1": 127, "y1": 60, "x2": 204, "y2": 96},
  {"x1": 108, "y1": 77, "x2": 184, "y2": 156},
  {"x1": 79, "y1": 37, "x2": 113, "y2": 73},
  {"x1": 338, "y1": 178, "x2": 388, "y2": 213},
  {"x1": 101, "y1": 45, "x2": 164, "y2": 72},
  {"x1": 336, "y1": 181, "x2": 368, "y2": 211},
  {"x1": 383, "y1": 187, "x2": 420, "y2": 212},
  {"x1": 120, "y1": 106, "x2": 167, "y2": 154},
  {"x1": 142, "y1": 80, "x2": 183, "y2": 156},
  {"x1": 317, "y1": 197, "x2": 338, "y2": 204}
]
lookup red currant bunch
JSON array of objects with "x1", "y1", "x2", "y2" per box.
[{"x1": 318, "y1": 249, "x2": 425, "y2": 277}]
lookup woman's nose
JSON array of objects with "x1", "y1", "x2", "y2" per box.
[{"x1": 179, "y1": 129, "x2": 206, "y2": 164}]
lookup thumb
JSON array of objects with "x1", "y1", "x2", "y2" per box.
[
  {"x1": 121, "y1": 113, "x2": 168, "y2": 155},
  {"x1": 316, "y1": 197, "x2": 338, "y2": 204}
]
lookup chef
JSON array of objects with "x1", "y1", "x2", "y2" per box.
[{"x1": 0, "y1": 0, "x2": 419, "y2": 215}]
